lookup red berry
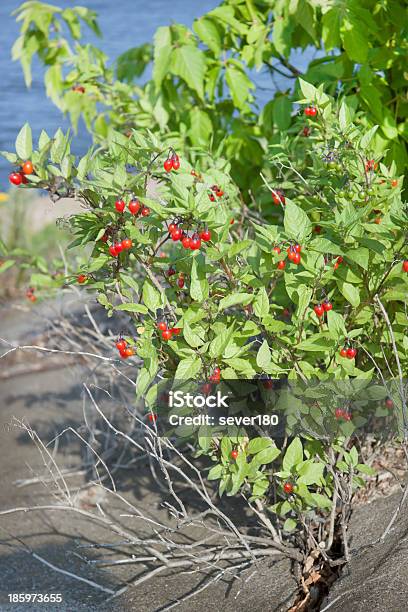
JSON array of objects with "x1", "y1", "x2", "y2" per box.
[
  {"x1": 262, "y1": 380, "x2": 274, "y2": 389},
  {"x1": 314, "y1": 304, "x2": 324, "y2": 318},
  {"x1": 365, "y1": 159, "x2": 378, "y2": 172},
  {"x1": 277, "y1": 260, "x2": 286, "y2": 270},
  {"x1": 22, "y1": 160, "x2": 34, "y2": 175},
  {"x1": 323, "y1": 301, "x2": 333, "y2": 312},
  {"x1": 200, "y1": 229, "x2": 211, "y2": 242},
  {"x1": 77, "y1": 274, "x2": 87, "y2": 284},
  {"x1": 340, "y1": 348, "x2": 348, "y2": 358},
  {"x1": 294, "y1": 244, "x2": 301, "y2": 253},
  {"x1": 272, "y1": 190, "x2": 285, "y2": 205},
  {"x1": 119, "y1": 348, "x2": 128, "y2": 359},
  {"x1": 201, "y1": 383, "x2": 212, "y2": 395},
  {"x1": 403, "y1": 260, "x2": 408, "y2": 273},
  {"x1": 230, "y1": 450, "x2": 239, "y2": 460},
  {"x1": 168, "y1": 223, "x2": 177, "y2": 234},
  {"x1": 158, "y1": 322, "x2": 167, "y2": 332},
  {"x1": 167, "y1": 267, "x2": 176, "y2": 277},
  {"x1": 314, "y1": 225, "x2": 322, "y2": 234},
  {"x1": 114, "y1": 242, "x2": 124, "y2": 254},
  {"x1": 287, "y1": 247, "x2": 296, "y2": 261},
  {"x1": 305, "y1": 106, "x2": 317, "y2": 117},
  {"x1": 141, "y1": 207, "x2": 150, "y2": 217},
  {"x1": 347, "y1": 347, "x2": 357, "y2": 359},
  {"x1": 391, "y1": 179, "x2": 398, "y2": 188},
  {"x1": 335, "y1": 408, "x2": 344, "y2": 420},
  {"x1": 182, "y1": 236, "x2": 191, "y2": 249},
  {"x1": 148, "y1": 413, "x2": 157, "y2": 422},
  {"x1": 172, "y1": 155, "x2": 180, "y2": 170},
  {"x1": 385, "y1": 398, "x2": 394, "y2": 409},
  {"x1": 283, "y1": 482, "x2": 293, "y2": 494},
  {"x1": 100, "y1": 233, "x2": 108, "y2": 243},
  {"x1": 115, "y1": 199, "x2": 126, "y2": 213},
  {"x1": 292, "y1": 253, "x2": 301, "y2": 265},
  {"x1": 128, "y1": 199, "x2": 141, "y2": 215},
  {"x1": 162, "y1": 330, "x2": 173, "y2": 341},
  {"x1": 213, "y1": 367, "x2": 221, "y2": 378},
  {"x1": 190, "y1": 235, "x2": 201, "y2": 250},
  {"x1": 9, "y1": 172, "x2": 22, "y2": 185},
  {"x1": 109, "y1": 245, "x2": 118, "y2": 257},
  {"x1": 124, "y1": 347, "x2": 134, "y2": 357},
  {"x1": 177, "y1": 276, "x2": 185, "y2": 288},
  {"x1": 116, "y1": 339, "x2": 127, "y2": 351},
  {"x1": 273, "y1": 246, "x2": 281, "y2": 254},
  {"x1": 172, "y1": 327, "x2": 181, "y2": 336},
  {"x1": 171, "y1": 228, "x2": 182, "y2": 241},
  {"x1": 121, "y1": 238, "x2": 132, "y2": 250},
  {"x1": 302, "y1": 126, "x2": 311, "y2": 137},
  {"x1": 215, "y1": 189, "x2": 224, "y2": 197},
  {"x1": 209, "y1": 193, "x2": 215, "y2": 202},
  {"x1": 164, "y1": 159, "x2": 173, "y2": 172}
]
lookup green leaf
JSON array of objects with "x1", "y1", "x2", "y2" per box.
[
  {"x1": 298, "y1": 78, "x2": 318, "y2": 102},
  {"x1": 273, "y1": 96, "x2": 292, "y2": 130},
  {"x1": 189, "y1": 108, "x2": 212, "y2": 147},
  {"x1": 219, "y1": 293, "x2": 253, "y2": 311},
  {"x1": 284, "y1": 201, "x2": 311, "y2": 241},
  {"x1": 253, "y1": 287, "x2": 269, "y2": 319},
  {"x1": 172, "y1": 45, "x2": 205, "y2": 100},
  {"x1": 174, "y1": 356, "x2": 202, "y2": 380},
  {"x1": 248, "y1": 437, "x2": 273, "y2": 455},
  {"x1": 283, "y1": 518, "x2": 297, "y2": 532},
  {"x1": 208, "y1": 463, "x2": 224, "y2": 480},
  {"x1": 225, "y1": 66, "x2": 253, "y2": 109},
  {"x1": 327, "y1": 310, "x2": 347, "y2": 340},
  {"x1": 142, "y1": 280, "x2": 161, "y2": 312},
  {"x1": 115, "y1": 303, "x2": 148, "y2": 314},
  {"x1": 15, "y1": 123, "x2": 32, "y2": 160},
  {"x1": 183, "y1": 321, "x2": 204, "y2": 348},
  {"x1": 193, "y1": 17, "x2": 221, "y2": 54},
  {"x1": 252, "y1": 446, "x2": 280, "y2": 467},
  {"x1": 283, "y1": 437, "x2": 303, "y2": 471},
  {"x1": 256, "y1": 340, "x2": 272, "y2": 370},
  {"x1": 297, "y1": 461, "x2": 325, "y2": 486},
  {"x1": 190, "y1": 256, "x2": 209, "y2": 301},
  {"x1": 153, "y1": 26, "x2": 172, "y2": 87},
  {"x1": 341, "y1": 18, "x2": 368, "y2": 63},
  {"x1": 337, "y1": 281, "x2": 360, "y2": 308}
]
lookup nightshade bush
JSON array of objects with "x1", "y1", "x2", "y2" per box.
[{"x1": 1, "y1": 1, "x2": 407, "y2": 561}]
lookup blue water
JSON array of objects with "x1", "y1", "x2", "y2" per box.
[{"x1": 0, "y1": 0, "x2": 315, "y2": 187}]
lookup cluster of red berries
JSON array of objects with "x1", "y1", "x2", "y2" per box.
[
  {"x1": 208, "y1": 185, "x2": 224, "y2": 201},
  {"x1": 168, "y1": 221, "x2": 211, "y2": 251},
  {"x1": 313, "y1": 300, "x2": 333, "y2": 318},
  {"x1": 339, "y1": 346, "x2": 357, "y2": 360},
  {"x1": 164, "y1": 153, "x2": 180, "y2": 172},
  {"x1": 115, "y1": 338, "x2": 134, "y2": 359},
  {"x1": 304, "y1": 106, "x2": 317, "y2": 117},
  {"x1": 157, "y1": 321, "x2": 181, "y2": 341},
  {"x1": 333, "y1": 256, "x2": 343, "y2": 270},
  {"x1": 115, "y1": 198, "x2": 150, "y2": 217},
  {"x1": 273, "y1": 244, "x2": 301, "y2": 269},
  {"x1": 77, "y1": 274, "x2": 87, "y2": 284},
  {"x1": 403, "y1": 260, "x2": 408, "y2": 273},
  {"x1": 335, "y1": 408, "x2": 352, "y2": 421},
  {"x1": 26, "y1": 286, "x2": 36, "y2": 302},
  {"x1": 365, "y1": 159, "x2": 378, "y2": 172},
  {"x1": 209, "y1": 367, "x2": 221, "y2": 383},
  {"x1": 271, "y1": 189, "x2": 286, "y2": 205},
  {"x1": 9, "y1": 160, "x2": 34, "y2": 186},
  {"x1": 108, "y1": 238, "x2": 133, "y2": 258}
]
